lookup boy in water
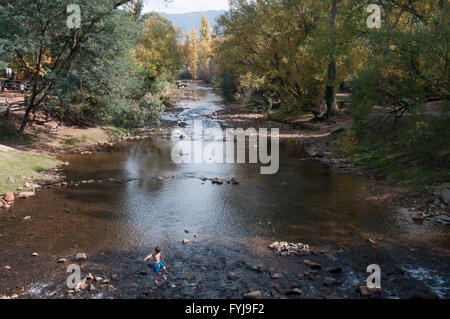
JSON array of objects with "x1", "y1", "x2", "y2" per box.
[{"x1": 144, "y1": 247, "x2": 167, "y2": 284}]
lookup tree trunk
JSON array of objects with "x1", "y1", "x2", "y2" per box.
[
  {"x1": 18, "y1": 105, "x2": 33, "y2": 134},
  {"x1": 326, "y1": 0, "x2": 338, "y2": 121},
  {"x1": 18, "y1": 88, "x2": 37, "y2": 134}
]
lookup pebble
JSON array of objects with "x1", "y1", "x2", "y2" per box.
[
  {"x1": 227, "y1": 272, "x2": 237, "y2": 280},
  {"x1": 271, "y1": 272, "x2": 283, "y2": 279},
  {"x1": 182, "y1": 239, "x2": 191, "y2": 244},
  {"x1": 286, "y1": 288, "x2": 303, "y2": 296},
  {"x1": 323, "y1": 277, "x2": 342, "y2": 287},
  {"x1": 357, "y1": 286, "x2": 381, "y2": 297},
  {"x1": 304, "y1": 260, "x2": 322, "y2": 270},
  {"x1": 243, "y1": 291, "x2": 262, "y2": 299},
  {"x1": 76, "y1": 253, "x2": 87, "y2": 261}
]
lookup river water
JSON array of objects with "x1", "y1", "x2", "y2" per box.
[{"x1": 0, "y1": 85, "x2": 448, "y2": 299}]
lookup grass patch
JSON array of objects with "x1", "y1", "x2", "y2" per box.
[
  {"x1": 268, "y1": 110, "x2": 314, "y2": 124},
  {"x1": 0, "y1": 150, "x2": 60, "y2": 194},
  {"x1": 105, "y1": 125, "x2": 130, "y2": 137},
  {"x1": 337, "y1": 114, "x2": 450, "y2": 188}
]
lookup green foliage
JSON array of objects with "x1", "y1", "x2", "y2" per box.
[{"x1": 135, "y1": 12, "x2": 182, "y2": 85}]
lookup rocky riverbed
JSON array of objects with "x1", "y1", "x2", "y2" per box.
[{"x1": 1, "y1": 82, "x2": 449, "y2": 299}]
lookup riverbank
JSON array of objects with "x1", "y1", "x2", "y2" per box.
[{"x1": 209, "y1": 98, "x2": 450, "y2": 226}]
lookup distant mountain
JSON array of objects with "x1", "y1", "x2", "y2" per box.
[{"x1": 158, "y1": 10, "x2": 226, "y2": 38}]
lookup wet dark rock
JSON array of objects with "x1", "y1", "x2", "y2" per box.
[
  {"x1": 304, "y1": 259, "x2": 322, "y2": 270},
  {"x1": 186, "y1": 274, "x2": 196, "y2": 281},
  {"x1": 211, "y1": 178, "x2": 224, "y2": 185},
  {"x1": 231, "y1": 178, "x2": 240, "y2": 185},
  {"x1": 143, "y1": 290, "x2": 151, "y2": 296},
  {"x1": 227, "y1": 272, "x2": 237, "y2": 280},
  {"x1": 440, "y1": 188, "x2": 450, "y2": 204},
  {"x1": 272, "y1": 283, "x2": 285, "y2": 294},
  {"x1": 243, "y1": 291, "x2": 262, "y2": 299},
  {"x1": 325, "y1": 266, "x2": 343, "y2": 273},
  {"x1": 271, "y1": 272, "x2": 283, "y2": 279},
  {"x1": 323, "y1": 277, "x2": 341, "y2": 287},
  {"x1": 412, "y1": 213, "x2": 425, "y2": 222},
  {"x1": 357, "y1": 286, "x2": 381, "y2": 297},
  {"x1": 286, "y1": 288, "x2": 303, "y2": 296}
]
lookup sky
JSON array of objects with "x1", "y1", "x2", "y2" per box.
[{"x1": 143, "y1": 0, "x2": 229, "y2": 14}]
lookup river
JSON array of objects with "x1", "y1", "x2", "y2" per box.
[{"x1": 0, "y1": 85, "x2": 448, "y2": 299}]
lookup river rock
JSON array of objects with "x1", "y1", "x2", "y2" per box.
[
  {"x1": 227, "y1": 272, "x2": 237, "y2": 280},
  {"x1": 323, "y1": 277, "x2": 341, "y2": 287},
  {"x1": 86, "y1": 273, "x2": 94, "y2": 280},
  {"x1": 243, "y1": 291, "x2": 262, "y2": 299},
  {"x1": 182, "y1": 239, "x2": 191, "y2": 244},
  {"x1": 325, "y1": 266, "x2": 343, "y2": 273},
  {"x1": 18, "y1": 191, "x2": 35, "y2": 199},
  {"x1": 271, "y1": 272, "x2": 283, "y2": 279},
  {"x1": 304, "y1": 260, "x2": 322, "y2": 270},
  {"x1": 32, "y1": 252, "x2": 39, "y2": 257},
  {"x1": 57, "y1": 258, "x2": 67, "y2": 263},
  {"x1": 23, "y1": 216, "x2": 31, "y2": 221},
  {"x1": 286, "y1": 288, "x2": 303, "y2": 296},
  {"x1": 441, "y1": 188, "x2": 450, "y2": 204},
  {"x1": 90, "y1": 284, "x2": 96, "y2": 292},
  {"x1": 357, "y1": 286, "x2": 381, "y2": 297},
  {"x1": 412, "y1": 213, "x2": 425, "y2": 222},
  {"x1": 269, "y1": 241, "x2": 311, "y2": 256},
  {"x1": 5, "y1": 192, "x2": 14, "y2": 202},
  {"x1": 436, "y1": 215, "x2": 450, "y2": 224},
  {"x1": 272, "y1": 283, "x2": 285, "y2": 294},
  {"x1": 76, "y1": 253, "x2": 87, "y2": 261},
  {"x1": 211, "y1": 178, "x2": 224, "y2": 185},
  {"x1": 186, "y1": 274, "x2": 196, "y2": 281}
]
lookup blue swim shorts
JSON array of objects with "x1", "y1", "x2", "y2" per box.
[{"x1": 152, "y1": 262, "x2": 166, "y2": 273}]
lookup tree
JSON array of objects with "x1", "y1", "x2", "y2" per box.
[
  {"x1": 199, "y1": 12, "x2": 212, "y2": 62},
  {"x1": 0, "y1": 0, "x2": 135, "y2": 133},
  {"x1": 325, "y1": 0, "x2": 338, "y2": 120},
  {"x1": 188, "y1": 27, "x2": 200, "y2": 78},
  {"x1": 134, "y1": 12, "x2": 182, "y2": 84}
]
